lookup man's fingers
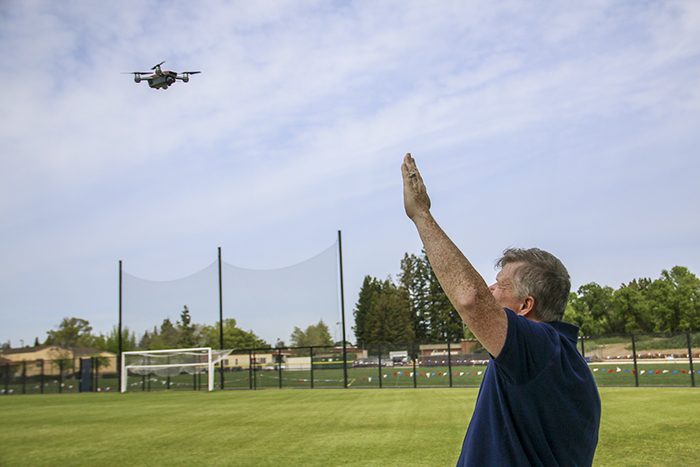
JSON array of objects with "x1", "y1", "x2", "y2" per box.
[{"x1": 403, "y1": 153, "x2": 419, "y2": 180}]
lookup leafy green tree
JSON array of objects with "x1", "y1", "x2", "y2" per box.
[
  {"x1": 611, "y1": 282, "x2": 652, "y2": 333},
  {"x1": 94, "y1": 325, "x2": 137, "y2": 354},
  {"x1": 648, "y1": 266, "x2": 700, "y2": 332},
  {"x1": 424, "y1": 262, "x2": 463, "y2": 341},
  {"x1": 398, "y1": 252, "x2": 430, "y2": 341},
  {"x1": 398, "y1": 250, "x2": 463, "y2": 342},
  {"x1": 45, "y1": 317, "x2": 96, "y2": 348},
  {"x1": 566, "y1": 283, "x2": 616, "y2": 335},
  {"x1": 290, "y1": 320, "x2": 334, "y2": 348},
  {"x1": 177, "y1": 306, "x2": 196, "y2": 348},
  {"x1": 353, "y1": 276, "x2": 383, "y2": 346},
  {"x1": 363, "y1": 279, "x2": 415, "y2": 344},
  {"x1": 198, "y1": 318, "x2": 268, "y2": 350},
  {"x1": 143, "y1": 318, "x2": 179, "y2": 350}
]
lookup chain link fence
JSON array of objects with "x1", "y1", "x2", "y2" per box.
[{"x1": 2, "y1": 331, "x2": 698, "y2": 394}]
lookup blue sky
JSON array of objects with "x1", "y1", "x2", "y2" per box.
[{"x1": 1, "y1": 1, "x2": 699, "y2": 347}]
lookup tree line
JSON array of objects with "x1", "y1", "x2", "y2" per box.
[
  {"x1": 14, "y1": 307, "x2": 334, "y2": 354},
  {"x1": 354, "y1": 251, "x2": 700, "y2": 345},
  {"x1": 564, "y1": 265, "x2": 700, "y2": 336},
  {"x1": 11, "y1": 258, "x2": 698, "y2": 353},
  {"x1": 354, "y1": 251, "x2": 464, "y2": 346}
]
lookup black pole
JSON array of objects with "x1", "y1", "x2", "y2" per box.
[
  {"x1": 309, "y1": 347, "x2": 314, "y2": 389},
  {"x1": 378, "y1": 344, "x2": 383, "y2": 388},
  {"x1": 278, "y1": 348, "x2": 283, "y2": 389},
  {"x1": 248, "y1": 349, "x2": 253, "y2": 390},
  {"x1": 687, "y1": 332, "x2": 695, "y2": 388},
  {"x1": 447, "y1": 341, "x2": 453, "y2": 388},
  {"x1": 58, "y1": 360, "x2": 63, "y2": 394},
  {"x1": 218, "y1": 247, "x2": 225, "y2": 389},
  {"x1": 338, "y1": 231, "x2": 348, "y2": 388},
  {"x1": 118, "y1": 260, "x2": 123, "y2": 390},
  {"x1": 631, "y1": 334, "x2": 639, "y2": 387},
  {"x1": 412, "y1": 344, "x2": 417, "y2": 388}
]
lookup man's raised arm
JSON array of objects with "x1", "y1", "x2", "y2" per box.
[{"x1": 402, "y1": 153, "x2": 508, "y2": 357}]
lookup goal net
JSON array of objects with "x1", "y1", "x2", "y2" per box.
[{"x1": 120, "y1": 347, "x2": 232, "y2": 392}]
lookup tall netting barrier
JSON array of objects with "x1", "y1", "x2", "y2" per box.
[
  {"x1": 220, "y1": 243, "x2": 340, "y2": 346},
  {"x1": 121, "y1": 243, "x2": 341, "y2": 355},
  {"x1": 121, "y1": 262, "x2": 221, "y2": 346}
]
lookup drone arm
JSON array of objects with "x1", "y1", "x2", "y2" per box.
[{"x1": 176, "y1": 71, "x2": 201, "y2": 83}]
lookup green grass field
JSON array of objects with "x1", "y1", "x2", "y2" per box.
[{"x1": 1, "y1": 387, "x2": 698, "y2": 467}]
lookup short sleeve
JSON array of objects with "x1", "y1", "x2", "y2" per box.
[{"x1": 494, "y1": 308, "x2": 560, "y2": 386}]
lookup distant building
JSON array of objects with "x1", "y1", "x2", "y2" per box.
[{"x1": 0, "y1": 345, "x2": 117, "y2": 377}]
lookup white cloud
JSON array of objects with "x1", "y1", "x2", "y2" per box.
[{"x1": 1, "y1": 1, "x2": 699, "y2": 345}]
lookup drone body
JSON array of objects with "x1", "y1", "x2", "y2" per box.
[{"x1": 125, "y1": 61, "x2": 200, "y2": 90}]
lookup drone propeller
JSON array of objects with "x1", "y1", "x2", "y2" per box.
[
  {"x1": 122, "y1": 71, "x2": 151, "y2": 74},
  {"x1": 152, "y1": 61, "x2": 166, "y2": 70},
  {"x1": 181, "y1": 71, "x2": 201, "y2": 75}
]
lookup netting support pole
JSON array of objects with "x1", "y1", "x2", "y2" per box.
[
  {"x1": 218, "y1": 247, "x2": 225, "y2": 390},
  {"x1": 338, "y1": 230, "x2": 348, "y2": 389},
  {"x1": 118, "y1": 260, "x2": 123, "y2": 392}
]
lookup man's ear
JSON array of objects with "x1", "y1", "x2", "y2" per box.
[{"x1": 517, "y1": 296, "x2": 537, "y2": 320}]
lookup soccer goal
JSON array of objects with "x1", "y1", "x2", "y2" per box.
[{"x1": 120, "y1": 347, "x2": 232, "y2": 393}]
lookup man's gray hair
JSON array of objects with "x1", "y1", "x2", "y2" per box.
[{"x1": 495, "y1": 248, "x2": 571, "y2": 322}]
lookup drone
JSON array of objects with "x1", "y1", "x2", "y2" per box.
[{"x1": 124, "y1": 61, "x2": 200, "y2": 90}]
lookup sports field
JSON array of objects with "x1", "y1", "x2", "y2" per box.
[{"x1": 1, "y1": 387, "x2": 697, "y2": 466}]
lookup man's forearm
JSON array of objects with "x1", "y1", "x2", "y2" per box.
[
  {"x1": 411, "y1": 211, "x2": 507, "y2": 356},
  {"x1": 402, "y1": 153, "x2": 507, "y2": 355}
]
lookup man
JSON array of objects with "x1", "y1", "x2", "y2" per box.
[{"x1": 402, "y1": 153, "x2": 600, "y2": 466}]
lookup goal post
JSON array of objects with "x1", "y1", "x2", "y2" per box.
[{"x1": 121, "y1": 347, "x2": 231, "y2": 393}]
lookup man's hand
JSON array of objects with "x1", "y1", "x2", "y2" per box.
[{"x1": 402, "y1": 153, "x2": 431, "y2": 221}]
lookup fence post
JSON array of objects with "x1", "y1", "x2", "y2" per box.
[
  {"x1": 278, "y1": 348, "x2": 283, "y2": 389},
  {"x1": 94, "y1": 357, "x2": 99, "y2": 392},
  {"x1": 22, "y1": 361, "x2": 27, "y2": 394},
  {"x1": 412, "y1": 344, "x2": 417, "y2": 389},
  {"x1": 220, "y1": 360, "x2": 225, "y2": 390},
  {"x1": 248, "y1": 349, "x2": 253, "y2": 390},
  {"x1": 447, "y1": 341, "x2": 453, "y2": 388},
  {"x1": 378, "y1": 344, "x2": 383, "y2": 389},
  {"x1": 58, "y1": 360, "x2": 63, "y2": 394},
  {"x1": 39, "y1": 359, "x2": 44, "y2": 394},
  {"x1": 4, "y1": 363, "x2": 9, "y2": 395},
  {"x1": 309, "y1": 347, "x2": 314, "y2": 389},
  {"x1": 631, "y1": 334, "x2": 639, "y2": 387},
  {"x1": 687, "y1": 332, "x2": 695, "y2": 388}
]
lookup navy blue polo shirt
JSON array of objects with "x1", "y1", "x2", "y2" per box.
[{"x1": 456, "y1": 308, "x2": 601, "y2": 467}]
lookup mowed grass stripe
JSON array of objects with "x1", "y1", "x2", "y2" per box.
[{"x1": 1, "y1": 387, "x2": 698, "y2": 467}]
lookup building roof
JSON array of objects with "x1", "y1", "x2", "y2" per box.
[
  {"x1": 0, "y1": 345, "x2": 56, "y2": 355},
  {"x1": 0, "y1": 345, "x2": 115, "y2": 359}
]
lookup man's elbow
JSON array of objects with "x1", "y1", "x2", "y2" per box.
[{"x1": 452, "y1": 293, "x2": 480, "y2": 319}]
